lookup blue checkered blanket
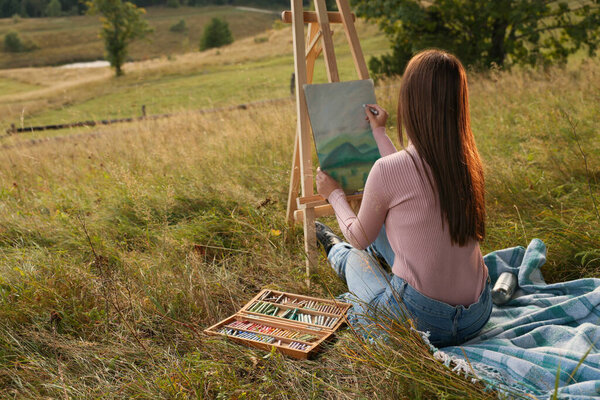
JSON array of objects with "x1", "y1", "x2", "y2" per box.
[{"x1": 431, "y1": 239, "x2": 600, "y2": 399}]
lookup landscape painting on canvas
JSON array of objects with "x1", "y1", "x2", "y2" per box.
[{"x1": 304, "y1": 79, "x2": 381, "y2": 194}]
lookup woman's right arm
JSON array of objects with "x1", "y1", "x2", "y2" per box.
[
  {"x1": 372, "y1": 127, "x2": 397, "y2": 157},
  {"x1": 365, "y1": 104, "x2": 397, "y2": 157}
]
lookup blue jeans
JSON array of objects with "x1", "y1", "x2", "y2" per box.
[{"x1": 329, "y1": 226, "x2": 492, "y2": 347}]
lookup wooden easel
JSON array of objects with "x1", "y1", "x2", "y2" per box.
[{"x1": 282, "y1": 0, "x2": 370, "y2": 286}]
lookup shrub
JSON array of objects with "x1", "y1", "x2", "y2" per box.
[
  {"x1": 4, "y1": 31, "x2": 23, "y2": 52},
  {"x1": 199, "y1": 17, "x2": 233, "y2": 51},
  {"x1": 3, "y1": 31, "x2": 38, "y2": 53},
  {"x1": 169, "y1": 19, "x2": 187, "y2": 33},
  {"x1": 272, "y1": 19, "x2": 285, "y2": 30}
]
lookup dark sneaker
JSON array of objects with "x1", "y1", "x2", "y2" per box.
[{"x1": 315, "y1": 221, "x2": 343, "y2": 255}]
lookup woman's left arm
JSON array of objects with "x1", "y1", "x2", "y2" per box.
[{"x1": 317, "y1": 162, "x2": 389, "y2": 249}]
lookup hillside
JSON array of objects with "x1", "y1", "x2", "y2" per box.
[{"x1": 0, "y1": 6, "x2": 279, "y2": 69}]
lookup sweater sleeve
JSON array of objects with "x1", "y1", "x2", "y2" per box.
[
  {"x1": 372, "y1": 127, "x2": 397, "y2": 157},
  {"x1": 327, "y1": 160, "x2": 389, "y2": 250}
]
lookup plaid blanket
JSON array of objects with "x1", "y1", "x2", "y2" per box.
[{"x1": 430, "y1": 239, "x2": 600, "y2": 399}]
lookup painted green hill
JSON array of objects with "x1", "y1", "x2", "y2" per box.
[{"x1": 320, "y1": 141, "x2": 380, "y2": 170}]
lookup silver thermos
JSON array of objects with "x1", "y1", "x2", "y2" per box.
[{"x1": 491, "y1": 272, "x2": 518, "y2": 305}]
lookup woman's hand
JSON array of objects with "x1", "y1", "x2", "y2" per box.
[
  {"x1": 316, "y1": 167, "x2": 342, "y2": 199},
  {"x1": 364, "y1": 104, "x2": 388, "y2": 131}
]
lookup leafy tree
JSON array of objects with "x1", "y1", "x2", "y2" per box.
[
  {"x1": 166, "y1": 0, "x2": 179, "y2": 7},
  {"x1": 353, "y1": 0, "x2": 600, "y2": 76},
  {"x1": 199, "y1": 17, "x2": 233, "y2": 51},
  {"x1": 45, "y1": 0, "x2": 62, "y2": 17},
  {"x1": 87, "y1": 0, "x2": 153, "y2": 76}
]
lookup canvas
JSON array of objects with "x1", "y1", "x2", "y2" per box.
[{"x1": 303, "y1": 79, "x2": 381, "y2": 194}]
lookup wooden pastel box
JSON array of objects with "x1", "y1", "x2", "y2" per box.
[{"x1": 204, "y1": 289, "x2": 352, "y2": 359}]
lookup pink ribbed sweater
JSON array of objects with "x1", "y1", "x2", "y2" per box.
[{"x1": 327, "y1": 127, "x2": 488, "y2": 306}]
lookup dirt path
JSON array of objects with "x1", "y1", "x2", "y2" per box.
[{"x1": 235, "y1": 6, "x2": 280, "y2": 15}]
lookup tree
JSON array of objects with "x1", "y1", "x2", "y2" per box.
[
  {"x1": 45, "y1": 0, "x2": 62, "y2": 16},
  {"x1": 352, "y1": 0, "x2": 600, "y2": 76},
  {"x1": 87, "y1": 0, "x2": 153, "y2": 76},
  {"x1": 199, "y1": 17, "x2": 233, "y2": 51}
]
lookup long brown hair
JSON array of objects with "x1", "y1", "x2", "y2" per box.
[{"x1": 398, "y1": 49, "x2": 485, "y2": 246}]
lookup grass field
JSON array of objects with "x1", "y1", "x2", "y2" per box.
[{"x1": 0, "y1": 13, "x2": 599, "y2": 399}]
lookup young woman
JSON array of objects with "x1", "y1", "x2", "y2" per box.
[{"x1": 315, "y1": 49, "x2": 492, "y2": 347}]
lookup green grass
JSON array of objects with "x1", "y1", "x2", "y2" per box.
[
  {"x1": 25, "y1": 56, "x2": 296, "y2": 125},
  {"x1": 0, "y1": 16, "x2": 599, "y2": 399},
  {"x1": 0, "y1": 76, "x2": 39, "y2": 95}
]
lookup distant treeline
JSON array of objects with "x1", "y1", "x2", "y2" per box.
[
  {"x1": 0, "y1": 0, "x2": 314, "y2": 18},
  {"x1": 2, "y1": 0, "x2": 83, "y2": 17}
]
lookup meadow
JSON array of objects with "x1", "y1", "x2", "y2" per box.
[
  {"x1": 0, "y1": 10, "x2": 599, "y2": 399},
  {"x1": 0, "y1": 14, "x2": 386, "y2": 135}
]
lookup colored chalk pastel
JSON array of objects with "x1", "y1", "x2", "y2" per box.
[{"x1": 259, "y1": 290, "x2": 270, "y2": 301}]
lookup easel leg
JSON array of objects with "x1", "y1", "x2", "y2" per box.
[
  {"x1": 335, "y1": 0, "x2": 370, "y2": 79},
  {"x1": 287, "y1": 23, "x2": 320, "y2": 226},
  {"x1": 303, "y1": 208, "x2": 318, "y2": 287},
  {"x1": 306, "y1": 23, "x2": 320, "y2": 84},
  {"x1": 286, "y1": 128, "x2": 301, "y2": 225}
]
